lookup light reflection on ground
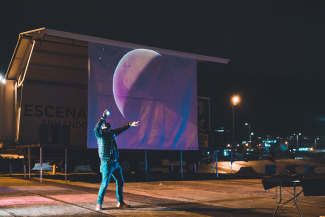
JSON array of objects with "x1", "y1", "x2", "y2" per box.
[{"x1": 0, "y1": 196, "x2": 58, "y2": 206}]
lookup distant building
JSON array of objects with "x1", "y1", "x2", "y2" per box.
[{"x1": 253, "y1": 135, "x2": 323, "y2": 159}]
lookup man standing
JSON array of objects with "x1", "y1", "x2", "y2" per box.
[{"x1": 95, "y1": 109, "x2": 139, "y2": 210}]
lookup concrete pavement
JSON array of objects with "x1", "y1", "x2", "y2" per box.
[
  {"x1": 1, "y1": 174, "x2": 325, "y2": 216},
  {"x1": 1, "y1": 159, "x2": 325, "y2": 216}
]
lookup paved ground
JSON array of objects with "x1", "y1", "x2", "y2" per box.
[
  {"x1": 198, "y1": 158, "x2": 325, "y2": 174},
  {"x1": 1, "y1": 159, "x2": 325, "y2": 216}
]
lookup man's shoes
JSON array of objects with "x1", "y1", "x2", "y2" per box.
[
  {"x1": 96, "y1": 204, "x2": 102, "y2": 210},
  {"x1": 117, "y1": 202, "x2": 131, "y2": 208}
]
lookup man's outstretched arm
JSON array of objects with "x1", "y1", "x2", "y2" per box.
[{"x1": 114, "y1": 121, "x2": 139, "y2": 136}]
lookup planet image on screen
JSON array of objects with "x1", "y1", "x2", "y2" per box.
[{"x1": 113, "y1": 49, "x2": 163, "y2": 120}]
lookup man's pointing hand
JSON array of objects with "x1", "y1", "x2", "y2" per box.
[{"x1": 130, "y1": 121, "x2": 139, "y2": 127}]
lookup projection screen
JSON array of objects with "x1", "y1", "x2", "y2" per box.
[{"x1": 88, "y1": 42, "x2": 198, "y2": 150}]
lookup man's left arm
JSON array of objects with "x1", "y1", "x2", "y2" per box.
[{"x1": 114, "y1": 121, "x2": 139, "y2": 136}]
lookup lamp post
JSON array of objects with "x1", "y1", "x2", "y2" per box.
[
  {"x1": 245, "y1": 123, "x2": 252, "y2": 160},
  {"x1": 315, "y1": 138, "x2": 317, "y2": 150},
  {"x1": 250, "y1": 132, "x2": 254, "y2": 160},
  {"x1": 245, "y1": 143, "x2": 249, "y2": 159},
  {"x1": 231, "y1": 96, "x2": 239, "y2": 164},
  {"x1": 294, "y1": 133, "x2": 301, "y2": 158},
  {"x1": 232, "y1": 96, "x2": 239, "y2": 147},
  {"x1": 245, "y1": 123, "x2": 250, "y2": 144}
]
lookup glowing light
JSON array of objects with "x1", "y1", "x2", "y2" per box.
[
  {"x1": 263, "y1": 140, "x2": 277, "y2": 143},
  {"x1": 227, "y1": 144, "x2": 231, "y2": 147},
  {"x1": 245, "y1": 123, "x2": 248, "y2": 125},
  {"x1": 245, "y1": 143, "x2": 248, "y2": 146},
  {"x1": 285, "y1": 141, "x2": 288, "y2": 144},
  {"x1": 299, "y1": 148, "x2": 310, "y2": 151},
  {"x1": 251, "y1": 132, "x2": 254, "y2": 135},
  {"x1": 299, "y1": 133, "x2": 301, "y2": 136},
  {"x1": 1, "y1": 79, "x2": 6, "y2": 84},
  {"x1": 232, "y1": 96, "x2": 240, "y2": 105},
  {"x1": 0, "y1": 154, "x2": 24, "y2": 159}
]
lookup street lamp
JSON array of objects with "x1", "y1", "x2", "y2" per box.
[
  {"x1": 245, "y1": 123, "x2": 254, "y2": 151},
  {"x1": 231, "y1": 96, "x2": 239, "y2": 164},
  {"x1": 232, "y1": 96, "x2": 240, "y2": 148},
  {"x1": 245, "y1": 123, "x2": 251, "y2": 143},
  {"x1": 295, "y1": 133, "x2": 301, "y2": 157}
]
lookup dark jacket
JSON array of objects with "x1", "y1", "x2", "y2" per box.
[{"x1": 94, "y1": 118, "x2": 131, "y2": 161}]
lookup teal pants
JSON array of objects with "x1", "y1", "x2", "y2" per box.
[{"x1": 97, "y1": 161, "x2": 124, "y2": 205}]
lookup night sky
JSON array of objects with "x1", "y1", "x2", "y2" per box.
[{"x1": 1, "y1": 1, "x2": 324, "y2": 140}]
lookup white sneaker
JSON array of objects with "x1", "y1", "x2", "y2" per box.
[
  {"x1": 96, "y1": 204, "x2": 102, "y2": 210},
  {"x1": 117, "y1": 202, "x2": 131, "y2": 208}
]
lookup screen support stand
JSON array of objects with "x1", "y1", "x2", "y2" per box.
[
  {"x1": 145, "y1": 150, "x2": 147, "y2": 172},
  {"x1": 28, "y1": 148, "x2": 31, "y2": 180},
  {"x1": 216, "y1": 150, "x2": 218, "y2": 177},
  {"x1": 231, "y1": 148, "x2": 233, "y2": 174},
  {"x1": 213, "y1": 151, "x2": 215, "y2": 173},
  {"x1": 40, "y1": 147, "x2": 43, "y2": 183},
  {"x1": 65, "y1": 149, "x2": 67, "y2": 183},
  {"x1": 145, "y1": 150, "x2": 148, "y2": 181},
  {"x1": 180, "y1": 151, "x2": 183, "y2": 179}
]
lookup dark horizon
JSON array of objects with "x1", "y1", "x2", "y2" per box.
[
  {"x1": 198, "y1": 62, "x2": 325, "y2": 139},
  {"x1": 1, "y1": 1, "x2": 325, "y2": 139}
]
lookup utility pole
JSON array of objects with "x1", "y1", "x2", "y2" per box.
[
  {"x1": 296, "y1": 135, "x2": 299, "y2": 158},
  {"x1": 231, "y1": 96, "x2": 239, "y2": 164},
  {"x1": 232, "y1": 104, "x2": 235, "y2": 149},
  {"x1": 315, "y1": 138, "x2": 317, "y2": 149}
]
